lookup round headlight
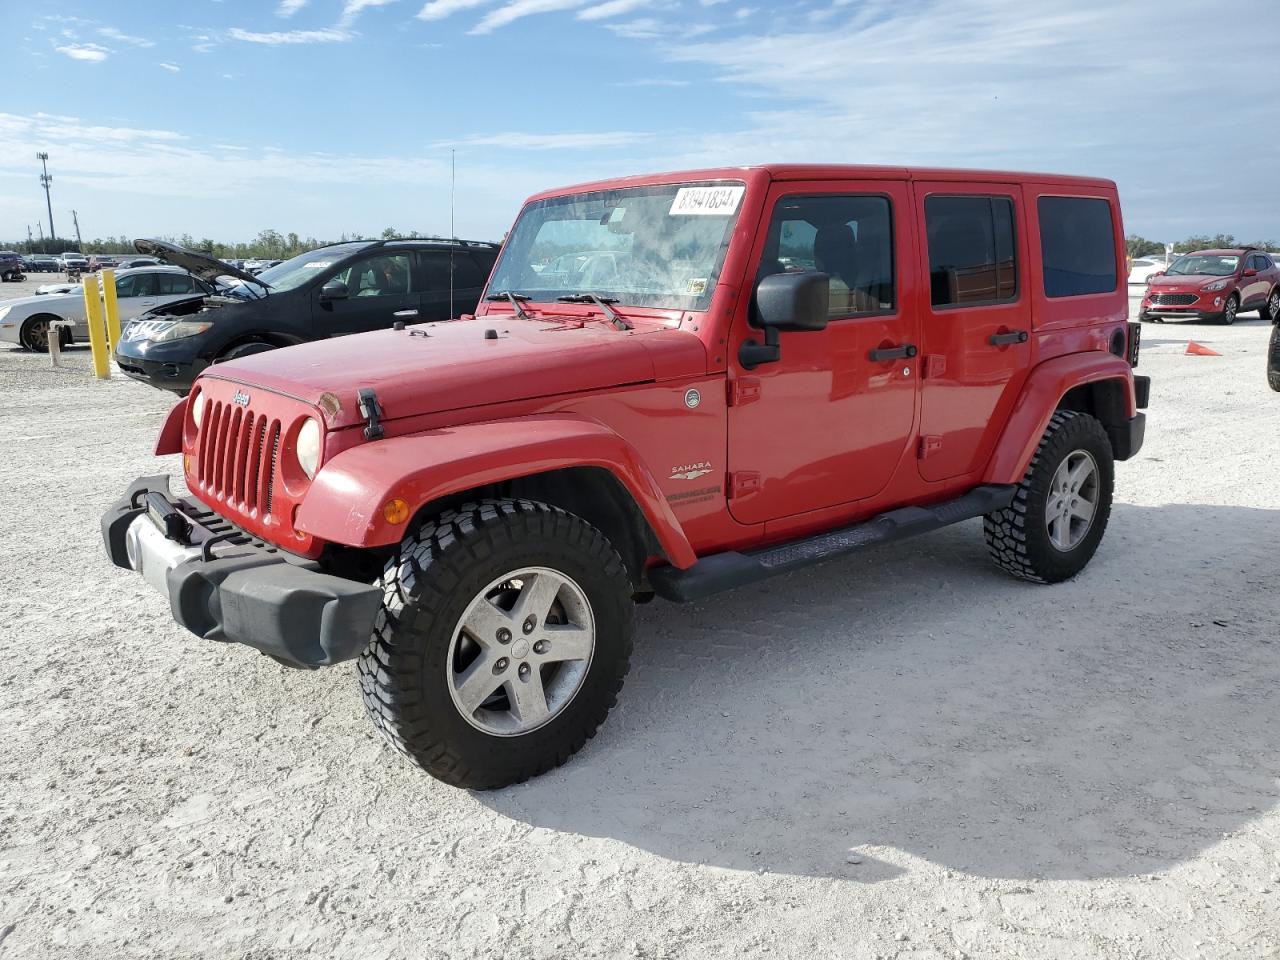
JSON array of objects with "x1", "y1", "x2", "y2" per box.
[
  {"x1": 297, "y1": 418, "x2": 321, "y2": 479},
  {"x1": 190, "y1": 391, "x2": 204, "y2": 428}
]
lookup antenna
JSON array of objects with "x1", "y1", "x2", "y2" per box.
[{"x1": 449, "y1": 148, "x2": 455, "y2": 319}]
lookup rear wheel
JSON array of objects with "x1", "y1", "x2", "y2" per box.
[
  {"x1": 358, "y1": 499, "x2": 634, "y2": 789},
  {"x1": 1262, "y1": 288, "x2": 1279, "y2": 323},
  {"x1": 984, "y1": 410, "x2": 1114, "y2": 583}
]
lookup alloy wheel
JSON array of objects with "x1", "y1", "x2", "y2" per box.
[
  {"x1": 446, "y1": 567, "x2": 595, "y2": 736},
  {"x1": 1045, "y1": 450, "x2": 1099, "y2": 551}
]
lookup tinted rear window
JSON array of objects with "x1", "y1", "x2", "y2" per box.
[
  {"x1": 1038, "y1": 196, "x2": 1117, "y2": 298},
  {"x1": 925, "y1": 196, "x2": 1018, "y2": 307}
]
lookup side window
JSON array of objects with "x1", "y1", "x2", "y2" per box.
[
  {"x1": 156, "y1": 274, "x2": 196, "y2": 295},
  {"x1": 925, "y1": 195, "x2": 1018, "y2": 307},
  {"x1": 1037, "y1": 196, "x2": 1118, "y2": 298},
  {"x1": 756, "y1": 194, "x2": 895, "y2": 319},
  {"x1": 329, "y1": 253, "x2": 412, "y2": 298},
  {"x1": 117, "y1": 273, "x2": 157, "y2": 298},
  {"x1": 452, "y1": 254, "x2": 486, "y2": 289}
]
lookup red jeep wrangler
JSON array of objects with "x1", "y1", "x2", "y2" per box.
[{"x1": 103, "y1": 165, "x2": 1149, "y2": 788}]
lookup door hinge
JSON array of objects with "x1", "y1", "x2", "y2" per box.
[
  {"x1": 918, "y1": 435, "x2": 942, "y2": 459},
  {"x1": 727, "y1": 377, "x2": 761, "y2": 407},
  {"x1": 728, "y1": 471, "x2": 761, "y2": 498},
  {"x1": 924, "y1": 354, "x2": 947, "y2": 379}
]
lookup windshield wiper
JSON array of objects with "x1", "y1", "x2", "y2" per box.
[
  {"x1": 556, "y1": 293, "x2": 632, "y2": 331},
  {"x1": 486, "y1": 290, "x2": 532, "y2": 320}
]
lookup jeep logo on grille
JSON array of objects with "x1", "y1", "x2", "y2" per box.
[{"x1": 232, "y1": 390, "x2": 250, "y2": 407}]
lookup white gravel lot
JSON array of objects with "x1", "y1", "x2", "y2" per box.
[{"x1": 1, "y1": 312, "x2": 1278, "y2": 960}]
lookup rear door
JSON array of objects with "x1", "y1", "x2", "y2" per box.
[
  {"x1": 418, "y1": 249, "x2": 491, "y2": 320},
  {"x1": 312, "y1": 250, "x2": 420, "y2": 336},
  {"x1": 913, "y1": 183, "x2": 1032, "y2": 483}
]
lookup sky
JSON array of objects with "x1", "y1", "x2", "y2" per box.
[{"x1": 1, "y1": 0, "x2": 1278, "y2": 246}]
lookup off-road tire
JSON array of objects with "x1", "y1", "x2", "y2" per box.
[
  {"x1": 358, "y1": 498, "x2": 634, "y2": 789},
  {"x1": 1267, "y1": 323, "x2": 1280, "y2": 393},
  {"x1": 984, "y1": 410, "x2": 1114, "y2": 584}
]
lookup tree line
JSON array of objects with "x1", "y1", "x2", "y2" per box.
[
  {"x1": 3, "y1": 227, "x2": 469, "y2": 259},
  {"x1": 1127, "y1": 233, "x2": 1277, "y2": 259}
]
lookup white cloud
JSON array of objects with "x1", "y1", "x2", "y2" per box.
[
  {"x1": 97, "y1": 26, "x2": 155, "y2": 47},
  {"x1": 277, "y1": 0, "x2": 308, "y2": 15},
  {"x1": 577, "y1": 0, "x2": 648, "y2": 20},
  {"x1": 340, "y1": 0, "x2": 401, "y2": 25},
  {"x1": 470, "y1": 0, "x2": 589, "y2": 34},
  {"x1": 417, "y1": 0, "x2": 492, "y2": 20},
  {"x1": 227, "y1": 26, "x2": 352, "y2": 44},
  {"x1": 53, "y1": 42, "x2": 110, "y2": 62},
  {"x1": 159, "y1": 62, "x2": 180, "y2": 72}
]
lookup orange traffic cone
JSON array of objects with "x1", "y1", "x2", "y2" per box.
[{"x1": 1185, "y1": 341, "x2": 1222, "y2": 356}]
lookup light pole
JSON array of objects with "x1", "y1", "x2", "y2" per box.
[
  {"x1": 71, "y1": 209, "x2": 83, "y2": 250},
  {"x1": 37, "y1": 152, "x2": 55, "y2": 242}
]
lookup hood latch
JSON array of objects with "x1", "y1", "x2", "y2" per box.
[{"x1": 357, "y1": 387, "x2": 385, "y2": 441}]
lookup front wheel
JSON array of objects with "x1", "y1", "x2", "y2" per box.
[
  {"x1": 984, "y1": 410, "x2": 1115, "y2": 583},
  {"x1": 358, "y1": 499, "x2": 634, "y2": 789},
  {"x1": 1221, "y1": 295, "x2": 1239, "y2": 325},
  {"x1": 1267, "y1": 324, "x2": 1280, "y2": 393}
]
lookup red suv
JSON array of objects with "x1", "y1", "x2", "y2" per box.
[
  {"x1": 1140, "y1": 248, "x2": 1279, "y2": 325},
  {"x1": 103, "y1": 165, "x2": 1147, "y2": 788}
]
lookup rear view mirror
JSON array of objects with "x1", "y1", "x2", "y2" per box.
[
  {"x1": 319, "y1": 280, "x2": 349, "y2": 301},
  {"x1": 755, "y1": 271, "x2": 830, "y2": 332}
]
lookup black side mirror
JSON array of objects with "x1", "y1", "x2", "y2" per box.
[
  {"x1": 741, "y1": 271, "x2": 830, "y2": 368},
  {"x1": 319, "y1": 280, "x2": 349, "y2": 301}
]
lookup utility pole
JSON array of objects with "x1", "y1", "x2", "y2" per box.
[
  {"x1": 26, "y1": 225, "x2": 33, "y2": 253},
  {"x1": 37, "y1": 221, "x2": 44, "y2": 246},
  {"x1": 37, "y1": 152, "x2": 55, "y2": 241},
  {"x1": 71, "y1": 209, "x2": 83, "y2": 250}
]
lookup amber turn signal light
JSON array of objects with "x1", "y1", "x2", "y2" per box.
[{"x1": 383, "y1": 498, "x2": 410, "y2": 525}]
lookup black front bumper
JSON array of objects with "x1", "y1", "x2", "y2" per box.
[
  {"x1": 102, "y1": 476, "x2": 381, "y2": 668},
  {"x1": 113, "y1": 350, "x2": 209, "y2": 393}
]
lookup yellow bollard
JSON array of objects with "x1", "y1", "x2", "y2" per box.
[
  {"x1": 101, "y1": 268, "x2": 121, "y2": 352},
  {"x1": 83, "y1": 273, "x2": 110, "y2": 380}
]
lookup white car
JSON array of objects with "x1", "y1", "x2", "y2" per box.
[
  {"x1": 1128, "y1": 256, "x2": 1169, "y2": 286},
  {"x1": 0, "y1": 267, "x2": 214, "y2": 352}
]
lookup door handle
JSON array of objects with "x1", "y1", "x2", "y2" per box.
[
  {"x1": 988, "y1": 329, "x2": 1029, "y2": 346},
  {"x1": 868, "y1": 343, "x2": 917, "y2": 362},
  {"x1": 393, "y1": 309, "x2": 419, "y2": 318}
]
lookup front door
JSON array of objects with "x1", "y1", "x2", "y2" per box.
[
  {"x1": 313, "y1": 250, "x2": 421, "y2": 336},
  {"x1": 727, "y1": 181, "x2": 920, "y2": 525},
  {"x1": 913, "y1": 185, "x2": 1032, "y2": 483}
]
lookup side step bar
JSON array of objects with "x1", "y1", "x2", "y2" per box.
[{"x1": 649, "y1": 484, "x2": 1016, "y2": 603}]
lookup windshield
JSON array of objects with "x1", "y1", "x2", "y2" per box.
[
  {"x1": 251, "y1": 243, "x2": 369, "y2": 293},
  {"x1": 486, "y1": 181, "x2": 746, "y2": 311},
  {"x1": 1166, "y1": 254, "x2": 1239, "y2": 277}
]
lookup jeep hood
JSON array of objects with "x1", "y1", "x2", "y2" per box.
[
  {"x1": 200, "y1": 316, "x2": 707, "y2": 430},
  {"x1": 134, "y1": 238, "x2": 261, "y2": 286}
]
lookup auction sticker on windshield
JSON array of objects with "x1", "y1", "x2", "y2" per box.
[{"x1": 669, "y1": 185, "x2": 745, "y2": 216}]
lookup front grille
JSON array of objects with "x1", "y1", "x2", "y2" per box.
[
  {"x1": 1151, "y1": 293, "x2": 1197, "y2": 306},
  {"x1": 197, "y1": 400, "x2": 281, "y2": 517}
]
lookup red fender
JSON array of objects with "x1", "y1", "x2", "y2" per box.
[
  {"x1": 295, "y1": 413, "x2": 698, "y2": 567},
  {"x1": 984, "y1": 352, "x2": 1136, "y2": 484},
  {"x1": 154, "y1": 396, "x2": 188, "y2": 456}
]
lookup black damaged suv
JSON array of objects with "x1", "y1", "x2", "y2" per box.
[{"x1": 115, "y1": 237, "x2": 500, "y2": 394}]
